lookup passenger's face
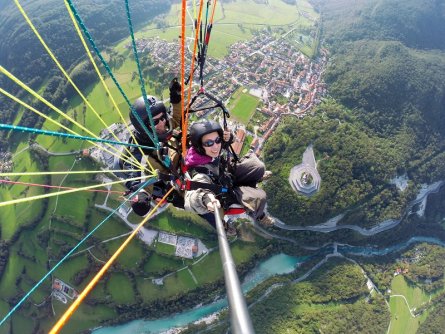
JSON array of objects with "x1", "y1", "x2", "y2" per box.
[
  {"x1": 153, "y1": 113, "x2": 167, "y2": 135},
  {"x1": 201, "y1": 131, "x2": 222, "y2": 158}
]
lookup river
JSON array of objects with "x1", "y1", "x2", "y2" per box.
[
  {"x1": 94, "y1": 236, "x2": 445, "y2": 334},
  {"x1": 94, "y1": 182, "x2": 445, "y2": 333},
  {"x1": 94, "y1": 253, "x2": 303, "y2": 334}
]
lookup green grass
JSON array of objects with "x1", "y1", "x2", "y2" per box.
[
  {"x1": 10, "y1": 312, "x2": 34, "y2": 334},
  {"x1": 88, "y1": 210, "x2": 130, "y2": 240},
  {"x1": 192, "y1": 251, "x2": 223, "y2": 284},
  {"x1": 143, "y1": 253, "x2": 183, "y2": 275},
  {"x1": 0, "y1": 149, "x2": 46, "y2": 238},
  {"x1": 104, "y1": 238, "x2": 147, "y2": 270},
  {"x1": 388, "y1": 275, "x2": 430, "y2": 334},
  {"x1": 20, "y1": 279, "x2": 48, "y2": 304},
  {"x1": 230, "y1": 241, "x2": 258, "y2": 263},
  {"x1": 54, "y1": 253, "x2": 90, "y2": 285},
  {"x1": 156, "y1": 242, "x2": 176, "y2": 256},
  {"x1": 162, "y1": 267, "x2": 199, "y2": 293},
  {"x1": 136, "y1": 277, "x2": 164, "y2": 302},
  {"x1": 106, "y1": 273, "x2": 135, "y2": 304},
  {"x1": 149, "y1": 209, "x2": 212, "y2": 239},
  {"x1": 0, "y1": 246, "x2": 48, "y2": 301},
  {"x1": 391, "y1": 275, "x2": 429, "y2": 310},
  {"x1": 0, "y1": 190, "x2": 16, "y2": 239},
  {"x1": 228, "y1": 89, "x2": 260, "y2": 124},
  {"x1": 47, "y1": 303, "x2": 116, "y2": 334},
  {"x1": 0, "y1": 300, "x2": 11, "y2": 334}
]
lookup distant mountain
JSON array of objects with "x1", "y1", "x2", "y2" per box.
[
  {"x1": 317, "y1": 0, "x2": 445, "y2": 137},
  {"x1": 0, "y1": 0, "x2": 169, "y2": 85},
  {"x1": 315, "y1": 0, "x2": 445, "y2": 51}
]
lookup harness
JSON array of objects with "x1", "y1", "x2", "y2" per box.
[{"x1": 184, "y1": 159, "x2": 238, "y2": 210}]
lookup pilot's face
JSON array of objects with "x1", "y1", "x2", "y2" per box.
[{"x1": 153, "y1": 113, "x2": 167, "y2": 135}]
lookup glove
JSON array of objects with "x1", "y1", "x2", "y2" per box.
[
  {"x1": 124, "y1": 182, "x2": 141, "y2": 196},
  {"x1": 202, "y1": 193, "x2": 221, "y2": 212},
  {"x1": 169, "y1": 78, "x2": 182, "y2": 104}
]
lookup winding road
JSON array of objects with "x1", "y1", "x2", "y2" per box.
[{"x1": 272, "y1": 181, "x2": 444, "y2": 236}]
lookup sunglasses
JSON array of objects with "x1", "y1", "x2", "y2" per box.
[
  {"x1": 202, "y1": 136, "x2": 222, "y2": 147},
  {"x1": 153, "y1": 116, "x2": 166, "y2": 125}
]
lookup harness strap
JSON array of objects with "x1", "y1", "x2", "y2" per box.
[{"x1": 185, "y1": 179, "x2": 228, "y2": 193}]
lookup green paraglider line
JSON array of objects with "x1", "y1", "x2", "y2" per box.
[
  {"x1": 0, "y1": 179, "x2": 155, "y2": 327},
  {"x1": 0, "y1": 123, "x2": 156, "y2": 150},
  {"x1": 64, "y1": 0, "x2": 158, "y2": 147},
  {"x1": 124, "y1": 0, "x2": 159, "y2": 146}
]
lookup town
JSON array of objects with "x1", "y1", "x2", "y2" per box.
[{"x1": 131, "y1": 30, "x2": 328, "y2": 154}]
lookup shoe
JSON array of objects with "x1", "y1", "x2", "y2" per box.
[
  {"x1": 262, "y1": 170, "x2": 273, "y2": 181},
  {"x1": 257, "y1": 214, "x2": 275, "y2": 227}
]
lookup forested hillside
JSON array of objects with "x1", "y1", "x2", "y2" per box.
[
  {"x1": 249, "y1": 259, "x2": 389, "y2": 334},
  {"x1": 315, "y1": 0, "x2": 445, "y2": 51},
  {"x1": 316, "y1": 0, "x2": 445, "y2": 137},
  {"x1": 0, "y1": 0, "x2": 169, "y2": 130},
  {"x1": 264, "y1": 0, "x2": 445, "y2": 226}
]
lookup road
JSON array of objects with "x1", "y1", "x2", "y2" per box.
[
  {"x1": 272, "y1": 180, "x2": 444, "y2": 236},
  {"x1": 389, "y1": 295, "x2": 417, "y2": 318}
]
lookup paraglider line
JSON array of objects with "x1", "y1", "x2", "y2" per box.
[
  {"x1": 0, "y1": 67, "x2": 144, "y2": 171},
  {"x1": 49, "y1": 187, "x2": 174, "y2": 333},
  {"x1": 0, "y1": 175, "x2": 152, "y2": 208},
  {"x1": 0, "y1": 179, "x2": 126, "y2": 195},
  {"x1": 13, "y1": 0, "x2": 133, "y2": 163},
  {"x1": 64, "y1": 0, "x2": 158, "y2": 149},
  {"x1": 0, "y1": 86, "x2": 146, "y2": 171},
  {"x1": 63, "y1": 0, "x2": 155, "y2": 174},
  {"x1": 0, "y1": 123, "x2": 156, "y2": 151},
  {"x1": 0, "y1": 179, "x2": 154, "y2": 327}
]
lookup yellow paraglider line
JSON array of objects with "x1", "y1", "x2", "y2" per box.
[
  {"x1": 0, "y1": 175, "x2": 153, "y2": 208},
  {"x1": 0, "y1": 67, "x2": 145, "y2": 171},
  {"x1": 0, "y1": 87, "x2": 145, "y2": 171},
  {"x1": 0, "y1": 170, "x2": 134, "y2": 177},
  {"x1": 63, "y1": 0, "x2": 156, "y2": 174},
  {"x1": 49, "y1": 187, "x2": 174, "y2": 334},
  {"x1": 12, "y1": 0, "x2": 148, "y2": 172}
]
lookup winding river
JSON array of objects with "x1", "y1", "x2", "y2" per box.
[
  {"x1": 94, "y1": 182, "x2": 445, "y2": 334},
  {"x1": 94, "y1": 236, "x2": 445, "y2": 334}
]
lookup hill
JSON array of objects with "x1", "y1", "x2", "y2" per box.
[
  {"x1": 315, "y1": 0, "x2": 445, "y2": 51},
  {"x1": 264, "y1": 0, "x2": 445, "y2": 226},
  {"x1": 0, "y1": 0, "x2": 170, "y2": 129}
]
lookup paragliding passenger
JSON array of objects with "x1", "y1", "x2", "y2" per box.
[
  {"x1": 116, "y1": 78, "x2": 184, "y2": 215},
  {"x1": 184, "y1": 120, "x2": 275, "y2": 229}
]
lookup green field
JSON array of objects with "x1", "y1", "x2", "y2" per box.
[
  {"x1": 104, "y1": 237, "x2": 148, "y2": 270},
  {"x1": 388, "y1": 275, "x2": 430, "y2": 334},
  {"x1": 156, "y1": 242, "x2": 176, "y2": 256},
  {"x1": 143, "y1": 252, "x2": 183, "y2": 275},
  {"x1": 0, "y1": 148, "x2": 46, "y2": 239},
  {"x1": 107, "y1": 273, "x2": 135, "y2": 304},
  {"x1": 149, "y1": 208, "x2": 213, "y2": 239},
  {"x1": 228, "y1": 89, "x2": 260, "y2": 124},
  {"x1": 121, "y1": 0, "x2": 317, "y2": 60}
]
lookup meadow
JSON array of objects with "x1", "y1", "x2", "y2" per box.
[
  {"x1": 122, "y1": 0, "x2": 317, "y2": 59},
  {"x1": 227, "y1": 88, "x2": 260, "y2": 124},
  {"x1": 388, "y1": 275, "x2": 430, "y2": 334}
]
